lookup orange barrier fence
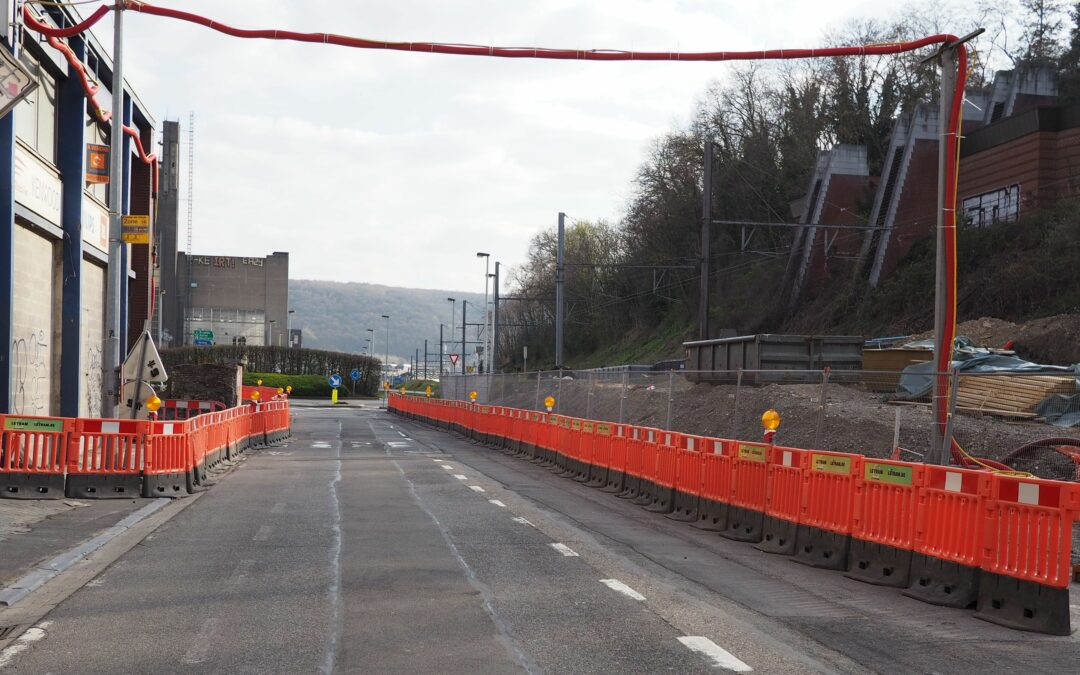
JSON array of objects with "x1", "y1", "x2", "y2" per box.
[
  {"x1": 388, "y1": 392, "x2": 1078, "y2": 636},
  {"x1": 158, "y1": 399, "x2": 226, "y2": 420},
  {"x1": 0, "y1": 399, "x2": 290, "y2": 501}
]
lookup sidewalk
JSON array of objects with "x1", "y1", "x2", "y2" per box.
[{"x1": 0, "y1": 499, "x2": 151, "y2": 590}]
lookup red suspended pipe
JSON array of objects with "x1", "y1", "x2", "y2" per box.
[
  {"x1": 26, "y1": 1, "x2": 975, "y2": 465},
  {"x1": 22, "y1": 5, "x2": 158, "y2": 193}
]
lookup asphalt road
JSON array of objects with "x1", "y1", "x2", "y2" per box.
[{"x1": 3, "y1": 403, "x2": 1078, "y2": 673}]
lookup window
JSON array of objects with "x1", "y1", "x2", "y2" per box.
[{"x1": 14, "y1": 47, "x2": 58, "y2": 164}]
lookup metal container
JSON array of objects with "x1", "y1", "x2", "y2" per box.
[{"x1": 682, "y1": 334, "x2": 863, "y2": 383}]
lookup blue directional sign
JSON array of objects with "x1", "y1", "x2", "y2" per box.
[
  {"x1": 328, "y1": 373, "x2": 342, "y2": 388},
  {"x1": 350, "y1": 368, "x2": 361, "y2": 380},
  {"x1": 193, "y1": 339, "x2": 212, "y2": 347}
]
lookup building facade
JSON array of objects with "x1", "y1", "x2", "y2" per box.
[
  {"x1": 173, "y1": 252, "x2": 290, "y2": 348},
  {"x1": 1, "y1": 3, "x2": 157, "y2": 416}
]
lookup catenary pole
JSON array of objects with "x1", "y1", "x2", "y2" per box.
[
  {"x1": 102, "y1": 1, "x2": 126, "y2": 416},
  {"x1": 555, "y1": 212, "x2": 565, "y2": 368}
]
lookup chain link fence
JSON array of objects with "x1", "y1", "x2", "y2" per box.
[{"x1": 440, "y1": 368, "x2": 1080, "y2": 478}]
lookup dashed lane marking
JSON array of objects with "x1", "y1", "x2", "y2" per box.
[
  {"x1": 488, "y1": 499, "x2": 507, "y2": 507},
  {"x1": 512, "y1": 517, "x2": 535, "y2": 526},
  {"x1": 600, "y1": 579, "x2": 645, "y2": 601},
  {"x1": 550, "y1": 543, "x2": 579, "y2": 557},
  {"x1": 441, "y1": 465, "x2": 454, "y2": 471},
  {"x1": 182, "y1": 618, "x2": 221, "y2": 664},
  {"x1": 454, "y1": 475, "x2": 468, "y2": 480},
  {"x1": 469, "y1": 485, "x2": 486, "y2": 493},
  {"x1": 677, "y1": 636, "x2": 752, "y2": 672}
]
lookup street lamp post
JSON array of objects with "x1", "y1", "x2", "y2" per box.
[
  {"x1": 366, "y1": 328, "x2": 375, "y2": 357},
  {"x1": 268, "y1": 319, "x2": 276, "y2": 347},
  {"x1": 476, "y1": 252, "x2": 490, "y2": 373},
  {"x1": 381, "y1": 314, "x2": 390, "y2": 389},
  {"x1": 287, "y1": 309, "x2": 296, "y2": 347},
  {"x1": 447, "y1": 297, "x2": 456, "y2": 371}
]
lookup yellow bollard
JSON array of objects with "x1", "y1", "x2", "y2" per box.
[{"x1": 332, "y1": 388, "x2": 338, "y2": 404}]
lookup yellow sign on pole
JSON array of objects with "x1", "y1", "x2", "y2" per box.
[
  {"x1": 331, "y1": 388, "x2": 338, "y2": 404},
  {"x1": 121, "y1": 215, "x2": 150, "y2": 244},
  {"x1": 425, "y1": 385, "x2": 433, "y2": 398}
]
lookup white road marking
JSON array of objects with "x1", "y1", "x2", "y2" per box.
[
  {"x1": 433, "y1": 459, "x2": 445, "y2": 462},
  {"x1": 0, "y1": 622, "x2": 50, "y2": 669},
  {"x1": 312, "y1": 441, "x2": 331, "y2": 448},
  {"x1": 182, "y1": 618, "x2": 221, "y2": 664},
  {"x1": 469, "y1": 485, "x2": 486, "y2": 493},
  {"x1": 441, "y1": 465, "x2": 454, "y2": 471},
  {"x1": 271, "y1": 502, "x2": 287, "y2": 514},
  {"x1": 512, "y1": 517, "x2": 535, "y2": 526},
  {"x1": 600, "y1": 579, "x2": 645, "y2": 601},
  {"x1": 678, "y1": 636, "x2": 753, "y2": 672},
  {"x1": 254, "y1": 525, "x2": 272, "y2": 541},
  {"x1": 398, "y1": 431, "x2": 408, "y2": 438},
  {"x1": 454, "y1": 474, "x2": 468, "y2": 480},
  {"x1": 550, "y1": 543, "x2": 579, "y2": 557},
  {"x1": 488, "y1": 499, "x2": 507, "y2": 507}
]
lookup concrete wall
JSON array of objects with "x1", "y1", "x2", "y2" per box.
[
  {"x1": 10, "y1": 223, "x2": 60, "y2": 416},
  {"x1": 80, "y1": 260, "x2": 105, "y2": 418},
  {"x1": 176, "y1": 252, "x2": 289, "y2": 346}
]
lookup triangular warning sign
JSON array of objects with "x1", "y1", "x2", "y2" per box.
[
  {"x1": 122, "y1": 330, "x2": 169, "y2": 383},
  {"x1": 449, "y1": 354, "x2": 460, "y2": 366}
]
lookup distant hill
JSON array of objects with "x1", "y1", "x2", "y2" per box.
[{"x1": 289, "y1": 280, "x2": 483, "y2": 366}]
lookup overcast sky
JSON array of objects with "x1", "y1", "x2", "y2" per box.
[{"x1": 97, "y1": 0, "x2": 960, "y2": 292}]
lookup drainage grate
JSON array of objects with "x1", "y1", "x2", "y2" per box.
[{"x1": 0, "y1": 624, "x2": 24, "y2": 640}]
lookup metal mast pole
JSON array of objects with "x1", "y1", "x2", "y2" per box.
[
  {"x1": 492, "y1": 261, "x2": 500, "y2": 372},
  {"x1": 439, "y1": 324, "x2": 444, "y2": 375},
  {"x1": 481, "y1": 255, "x2": 490, "y2": 372},
  {"x1": 699, "y1": 141, "x2": 713, "y2": 340},
  {"x1": 102, "y1": 1, "x2": 126, "y2": 416},
  {"x1": 424, "y1": 339, "x2": 428, "y2": 380},
  {"x1": 930, "y1": 48, "x2": 957, "y2": 465},
  {"x1": 555, "y1": 212, "x2": 565, "y2": 368},
  {"x1": 461, "y1": 301, "x2": 467, "y2": 376}
]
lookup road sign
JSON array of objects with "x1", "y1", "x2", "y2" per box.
[
  {"x1": 329, "y1": 373, "x2": 342, "y2": 388},
  {"x1": 194, "y1": 339, "x2": 212, "y2": 346},
  {"x1": 193, "y1": 329, "x2": 214, "y2": 341},
  {"x1": 121, "y1": 214, "x2": 150, "y2": 244},
  {"x1": 449, "y1": 354, "x2": 459, "y2": 366},
  {"x1": 122, "y1": 331, "x2": 168, "y2": 383},
  {"x1": 350, "y1": 368, "x2": 361, "y2": 380}
]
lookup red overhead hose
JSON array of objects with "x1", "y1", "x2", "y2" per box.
[{"x1": 25, "y1": 2, "x2": 975, "y2": 466}]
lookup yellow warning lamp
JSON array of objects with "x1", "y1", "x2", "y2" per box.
[
  {"x1": 469, "y1": 391, "x2": 478, "y2": 402},
  {"x1": 544, "y1": 395, "x2": 555, "y2": 412},
  {"x1": 425, "y1": 385, "x2": 433, "y2": 398},
  {"x1": 256, "y1": 379, "x2": 263, "y2": 386},
  {"x1": 761, "y1": 409, "x2": 781, "y2": 431},
  {"x1": 277, "y1": 387, "x2": 284, "y2": 396},
  {"x1": 400, "y1": 386, "x2": 406, "y2": 394},
  {"x1": 251, "y1": 390, "x2": 261, "y2": 402},
  {"x1": 145, "y1": 395, "x2": 162, "y2": 412},
  {"x1": 285, "y1": 385, "x2": 293, "y2": 394}
]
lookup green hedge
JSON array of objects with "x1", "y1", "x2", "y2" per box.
[{"x1": 243, "y1": 372, "x2": 358, "y2": 398}]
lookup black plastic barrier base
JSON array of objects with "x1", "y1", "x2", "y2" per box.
[
  {"x1": 720, "y1": 505, "x2": 763, "y2": 543},
  {"x1": 66, "y1": 473, "x2": 143, "y2": 499},
  {"x1": 644, "y1": 485, "x2": 675, "y2": 514},
  {"x1": 632, "y1": 479, "x2": 657, "y2": 506},
  {"x1": 756, "y1": 515, "x2": 798, "y2": 555},
  {"x1": 0, "y1": 472, "x2": 66, "y2": 499},
  {"x1": 585, "y1": 465, "x2": 607, "y2": 488},
  {"x1": 974, "y1": 573, "x2": 1072, "y2": 635},
  {"x1": 666, "y1": 489, "x2": 699, "y2": 522},
  {"x1": 143, "y1": 471, "x2": 188, "y2": 498},
  {"x1": 616, "y1": 474, "x2": 641, "y2": 500},
  {"x1": 601, "y1": 469, "x2": 624, "y2": 494},
  {"x1": 903, "y1": 554, "x2": 980, "y2": 608},
  {"x1": 793, "y1": 525, "x2": 850, "y2": 570},
  {"x1": 846, "y1": 540, "x2": 912, "y2": 587},
  {"x1": 572, "y1": 460, "x2": 591, "y2": 483},
  {"x1": 691, "y1": 498, "x2": 728, "y2": 531}
]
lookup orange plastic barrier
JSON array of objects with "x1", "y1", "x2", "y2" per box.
[
  {"x1": 602, "y1": 424, "x2": 628, "y2": 493},
  {"x1": 847, "y1": 458, "x2": 925, "y2": 586},
  {"x1": 668, "y1": 435, "x2": 705, "y2": 522},
  {"x1": 66, "y1": 418, "x2": 147, "y2": 498},
  {"x1": 721, "y1": 441, "x2": 768, "y2": 542},
  {"x1": 145, "y1": 420, "x2": 193, "y2": 496},
  {"x1": 758, "y1": 445, "x2": 808, "y2": 554},
  {"x1": 617, "y1": 427, "x2": 645, "y2": 500},
  {"x1": 158, "y1": 399, "x2": 226, "y2": 420},
  {"x1": 793, "y1": 450, "x2": 862, "y2": 569},
  {"x1": 571, "y1": 420, "x2": 592, "y2": 482},
  {"x1": 0, "y1": 415, "x2": 73, "y2": 498},
  {"x1": 586, "y1": 422, "x2": 613, "y2": 487},
  {"x1": 632, "y1": 428, "x2": 662, "y2": 507},
  {"x1": 694, "y1": 439, "x2": 733, "y2": 531},
  {"x1": 974, "y1": 475, "x2": 1080, "y2": 634},
  {"x1": 904, "y1": 465, "x2": 991, "y2": 609}
]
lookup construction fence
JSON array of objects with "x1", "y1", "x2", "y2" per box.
[{"x1": 440, "y1": 369, "x2": 1080, "y2": 480}]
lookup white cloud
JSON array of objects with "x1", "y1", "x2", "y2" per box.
[{"x1": 81, "y1": 0, "x2": 964, "y2": 290}]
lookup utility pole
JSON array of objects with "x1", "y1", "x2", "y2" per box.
[
  {"x1": 381, "y1": 314, "x2": 390, "y2": 387},
  {"x1": 477, "y1": 252, "x2": 490, "y2": 372},
  {"x1": 699, "y1": 141, "x2": 713, "y2": 340},
  {"x1": 102, "y1": 1, "x2": 126, "y2": 416},
  {"x1": 555, "y1": 212, "x2": 565, "y2": 368},
  {"x1": 439, "y1": 324, "x2": 444, "y2": 375},
  {"x1": 492, "y1": 261, "x2": 500, "y2": 372},
  {"x1": 423, "y1": 339, "x2": 428, "y2": 380},
  {"x1": 447, "y1": 297, "x2": 456, "y2": 371},
  {"x1": 461, "y1": 300, "x2": 467, "y2": 376}
]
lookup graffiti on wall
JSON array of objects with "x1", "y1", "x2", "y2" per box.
[
  {"x1": 85, "y1": 343, "x2": 103, "y2": 418},
  {"x1": 10, "y1": 331, "x2": 49, "y2": 415}
]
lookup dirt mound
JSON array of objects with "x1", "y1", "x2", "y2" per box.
[
  {"x1": 912, "y1": 314, "x2": 1080, "y2": 365},
  {"x1": 912, "y1": 317, "x2": 1019, "y2": 349}
]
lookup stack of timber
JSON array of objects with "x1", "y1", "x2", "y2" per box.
[{"x1": 955, "y1": 374, "x2": 1077, "y2": 416}]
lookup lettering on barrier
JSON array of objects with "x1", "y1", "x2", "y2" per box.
[
  {"x1": 812, "y1": 453, "x2": 852, "y2": 474},
  {"x1": 4, "y1": 416, "x2": 63, "y2": 432},
  {"x1": 583, "y1": 421, "x2": 594, "y2": 433},
  {"x1": 865, "y1": 462, "x2": 913, "y2": 486},
  {"x1": 571, "y1": 419, "x2": 581, "y2": 430},
  {"x1": 481, "y1": 406, "x2": 489, "y2": 414},
  {"x1": 737, "y1": 443, "x2": 766, "y2": 462},
  {"x1": 597, "y1": 423, "x2": 611, "y2": 436}
]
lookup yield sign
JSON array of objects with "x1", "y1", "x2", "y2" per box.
[{"x1": 449, "y1": 354, "x2": 460, "y2": 366}]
